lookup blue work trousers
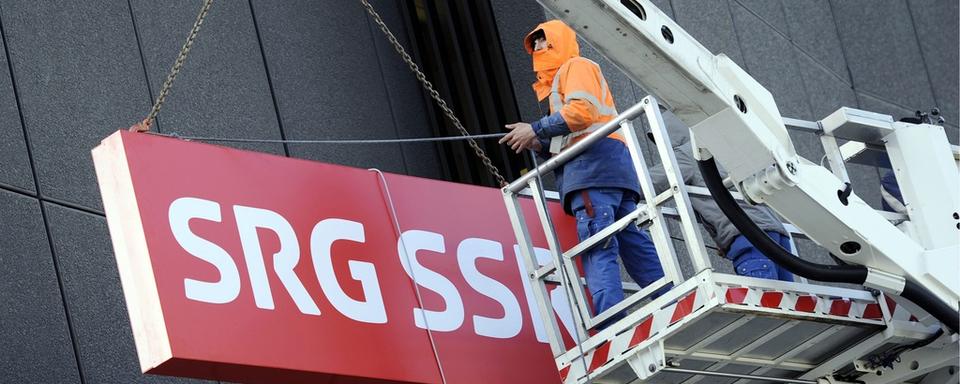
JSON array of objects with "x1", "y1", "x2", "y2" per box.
[
  {"x1": 571, "y1": 188, "x2": 665, "y2": 325},
  {"x1": 726, "y1": 232, "x2": 795, "y2": 282}
]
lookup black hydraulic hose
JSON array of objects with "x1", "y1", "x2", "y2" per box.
[
  {"x1": 697, "y1": 158, "x2": 868, "y2": 282},
  {"x1": 697, "y1": 157, "x2": 960, "y2": 334},
  {"x1": 901, "y1": 280, "x2": 959, "y2": 334}
]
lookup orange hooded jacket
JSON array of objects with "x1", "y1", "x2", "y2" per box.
[{"x1": 524, "y1": 20, "x2": 623, "y2": 149}]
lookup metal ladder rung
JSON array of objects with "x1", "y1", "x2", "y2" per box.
[
  {"x1": 543, "y1": 275, "x2": 645, "y2": 293},
  {"x1": 653, "y1": 189, "x2": 673, "y2": 206},
  {"x1": 532, "y1": 192, "x2": 674, "y2": 281},
  {"x1": 588, "y1": 276, "x2": 672, "y2": 328},
  {"x1": 562, "y1": 205, "x2": 650, "y2": 260}
]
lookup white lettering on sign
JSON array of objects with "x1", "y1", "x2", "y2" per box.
[
  {"x1": 169, "y1": 197, "x2": 241, "y2": 304},
  {"x1": 397, "y1": 230, "x2": 465, "y2": 332},
  {"x1": 169, "y1": 197, "x2": 570, "y2": 341},
  {"x1": 311, "y1": 218, "x2": 387, "y2": 324},
  {"x1": 458, "y1": 238, "x2": 521, "y2": 339},
  {"x1": 234, "y1": 205, "x2": 320, "y2": 315}
]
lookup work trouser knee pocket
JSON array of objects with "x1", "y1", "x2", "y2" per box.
[
  {"x1": 733, "y1": 256, "x2": 778, "y2": 280},
  {"x1": 575, "y1": 205, "x2": 616, "y2": 244},
  {"x1": 576, "y1": 205, "x2": 621, "y2": 296}
]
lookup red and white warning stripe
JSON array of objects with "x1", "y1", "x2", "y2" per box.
[
  {"x1": 559, "y1": 285, "x2": 711, "y2": 383},
  {"x1": 721, "y1": 286, "x2": 916, "y2": 322},
  {"x1": 861, "y1": 295, "x2": 918, "y2": 322}
]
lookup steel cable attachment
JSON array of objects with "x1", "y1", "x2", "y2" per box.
[
  {"x1": 134, "y1": 0, "x2": 214, "y2": 132},
  {"x1": 359, "y1": 0, "x2": 508, "y2": 187}
]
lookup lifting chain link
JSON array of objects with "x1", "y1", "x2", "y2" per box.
[
  {"x1": 138, "y1": 0, "x2": 214, "y2": 130},
  {"x1": 360, "y1": 0, "x2": 508, "y2": 187}
]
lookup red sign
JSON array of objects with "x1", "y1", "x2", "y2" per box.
[{"x1": 93, "y1": 131, "x2": 580, "y2": 384}]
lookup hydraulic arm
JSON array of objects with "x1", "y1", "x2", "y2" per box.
[{"x1": 535, "y1": 0, "x2": 959, "y2": 328}]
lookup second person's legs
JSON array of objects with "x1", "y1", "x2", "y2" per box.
[
  {"x1": 726, "y1": 231, "x2": 794, "y2": 282},
  {"x1": 615, "y1": 197, "x2": 669, "y2": 297}
]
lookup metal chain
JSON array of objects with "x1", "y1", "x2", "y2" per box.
[
  {"x1": 360, "y1": 0, "x2": 508, "y2": 187},
  {"x1": 143, "y1": 0, "x2": 214, "y2": 129}
]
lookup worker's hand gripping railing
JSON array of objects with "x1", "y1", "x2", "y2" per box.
[{"x1": 502, "y1": 96, "x2": 714, "y2": 360}]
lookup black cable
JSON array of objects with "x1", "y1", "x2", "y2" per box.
[
  {"x1": 697, "y1": 158, "x2": 868, "y2": 282},
  {"x1": 697, "y1": 157, "x2": 960, "y2": 334},
  {"x1": 866, "y1": 328, "x2": 944, "y2": 370},
  {"x1": 904, "y1": 328, "x2": 944, "y2": 351},
  {"x1": 901, "y1": 280, "x2": 960, "y2": 334}
]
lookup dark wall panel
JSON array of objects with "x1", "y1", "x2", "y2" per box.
[
  {"x1": 489, "y1": 0, "x2": 545, "y2": 124},
  {"x1": 44, "y1": 204, "x2": 213, "y2": 384},
  {"x1": 0, "y1": 191, "x2": 78, "y2": 383},
  {"x1": 729, "y1": 1, "x2": 827, "y2": 174},
  {"x1": 0, "y1": 0, "x2": 151, "y2": 211},
  {"x1": 795, "y1": 53, "x2": 860, "y2": 120},
  {"x1": 735, "y1": 0, "x2": 788, "y2": 34},
  {"x1": 250, "y1": 0, "x2": 408, "y2": 173},
  {"x1": 781, "y1": 0, "x2": 852, "y2": 85},
  {"x1": 730, "y1": 3, "x2": 813, "y2": 120},
  {"x1": 0, "y1": 23, "x2": 32, "y2": 192},
  {"x1": 363, "y1": 0, "x2": 443, "y2": 179},
  {"x1": 907, "y1": 0, "x2": 959, "y2": 128},
  {"x1": 130, "y1": 0, "x2": 284, "y2": 156},
  {"x1": 672, "y1": 0, "x2": 745, "y2": 66},
  {"x1": 831, "y1": 0, "x2": 936, "y2": 111}
]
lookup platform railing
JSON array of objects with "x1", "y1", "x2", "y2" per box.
[{"x1": 502, "y1": 96, "x2": 711, "y2": 358}]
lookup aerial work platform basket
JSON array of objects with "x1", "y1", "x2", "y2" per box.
[{"x1": 502, "y1": 97, "x2": 954, "y2": 384}]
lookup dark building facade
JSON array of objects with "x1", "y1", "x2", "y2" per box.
[{"x1": 0, "y1": 0, "x2": 956, "y2": 382}]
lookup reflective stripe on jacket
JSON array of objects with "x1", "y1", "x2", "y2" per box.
[{"x1": 545, "y1": 57, "x2": 623, "y2": 153}]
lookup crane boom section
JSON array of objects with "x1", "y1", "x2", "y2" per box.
[{"x1": 535, "y1": 0, "x2": 959, "y2": 309}]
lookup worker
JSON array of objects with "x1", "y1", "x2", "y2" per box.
[
  {"x1": 499, "y1": 20, "x2": 665, "y2": 327},
  {"x1": 642, "y1": 108, "x2": 794, "y2": 281}
]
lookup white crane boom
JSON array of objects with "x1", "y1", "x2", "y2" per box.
[
  {"x1": 501, "y1": 1, "x2": 960, "y2": 383},
  {"x1": 533, "y1": 0, "x2": 959, "y2": 310}
]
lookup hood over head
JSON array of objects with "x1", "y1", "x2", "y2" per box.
[{"x1": 524, "y1": 20, "x2": 580, "y2": 101}]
